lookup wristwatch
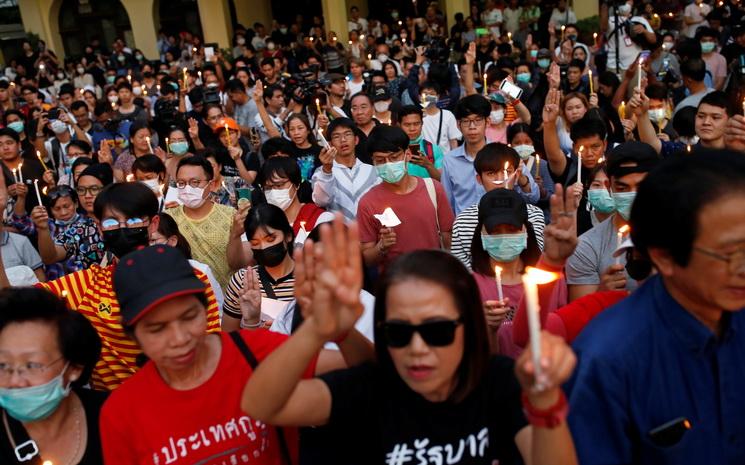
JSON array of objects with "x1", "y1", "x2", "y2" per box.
[{"x1": 521, "y1": 391, "x2": 569, "y2": 428}]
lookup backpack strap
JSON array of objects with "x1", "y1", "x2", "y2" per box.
[
  {"x1": 229, "y1": 331, "x2": 293, "y2": 465},
  {"x1": 423, "y1": 178, "x2": 445, "y2": 250},
  {"x1": 435, "y1": 110, "x2": 444, "y2": 147},
  {"x1": 423, "y1": 140, "x2": 435, "y2": 164},
  {"x1": 256, "y1": 266, "x2": 278, "y2": 299},
  {"x1": 2, "y1": 410, "x2": 43, "y2": 464}
]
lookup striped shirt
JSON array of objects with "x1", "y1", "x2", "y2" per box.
[
  {"x1": 450, "y1": 203, "x2": 546, "y2": 270},
  {"x1": 37, "y1": 264, "x2": 221, "y2": 390},
  {"x1": 311, "y1": 158, "x2": 380, "y2": 221},
  {"x1": 223, "y1": 265, "x2": 295, "y2": 319}
]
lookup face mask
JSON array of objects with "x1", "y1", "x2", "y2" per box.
[
  {"x1": 55, "y1": 212, "x2": 79, "y2": 227},
  {"x1": 538, "y1": 59, "x2": 551, "y2": 69},
  {"x1": 132, "y1": 86, "x2": 143, "y2": 96},
  {"x1": 267, "y1": 42, "x2": 276, "y2": 51},
  {"x1": 567, "y1": 34, "x2": 578, "y2": 42},
  {"x1": 280, "y1": 28, "x2": 288, "y2": 34},
  {"x1": 50, "y1": 120, "x2": 67, "y2": 134},
  {"x1": 648, "y1": 108, "x2": 666, "y2": 122},
  {"x1": 489, "y1": 109, "x2": 505, "y2": 124},
  {"x1": 662, "y1": 42, "x2": 674, "y2": 52},
  {"x1": 169, "y1": 141, "x2": 189, "y2": 155},
  {"x1": 236, "y1": 37, "x2": 246, "y2": 45},
  {"x1": 178, "y1": 185, "x2": 207, "y2": 209},
  {"x1": 107, "y1": 95, "x2": 118, "y2": 103},
  {"x1": 265, "y1": 187, "x2": 295, "y2": 210},
  {"x1": 513, "y1": 144, "x2": 535, "y2": 160},
  {"x1": 117, "y1": 55, "x2": 126, "y2": 62},
  {"x1": 252, "y1": 241, "x2": 288, "y2": 268},
  {"x1": 0, "y1": 363, "x2": 71, "y2": 422},
  {"x1": 391, "y1": 11, "x2": 399, "y2": 19},
  {"x1": 377, "y1": 54, "x2": 389, "y2": 63},
  {"x1": 140, "y1": 178, "x2": 161, "y2": 194},
  {"x1": 103, "y1": 227, "x2": 149, "y2": 258},
  {"x1": 701, "y1": 42, "x2": 716, "y2": 54},
  {"x1": 516, "y1": 72, "x2": 531, "y2": 84},
  {"x1": 612, "y1": 191, "x2": 636, "y2": 220},
  {"x1": 7, "y1": 121, "x2": 24, "y2": 134},
  {"x1": 421, "y1": 95, "x2": 438, "y2": 108},
  {"x1": 375, "y1": 160, "x2": 407, "y2": 183},
  {"x1": 374, "y1": 101, "x2": 390, "y2": 112},
  {"x1": 106, "y1": 75, "x2": 116, "y2": 84},
  {"x1": 56, "y1": 72, "x2": 65, "y2": 80},
  {"x1": 76, "y1": 67, "x2": 85, "y2": 74},
  {"x1": 530, "y1": 50, "x2": 538, "y2": 58},
  {"x1": 625, "y1": 254, "x2": 652, "y2": 281},
  {"x1": 618, "y1": 3, "x2": 632, "y2": 15},
  {"x1": 206, "y1": 82, "x2": 219, "y2": 89},
  {"x1": 135, "y1": 54, "x2": 143, "y2": 61},
  {"x1": 480, "y1": 232, "x2": 528, "y2": 262},
  {"x1": 587, "y1": 188, "x2": 616, "y2": 214}
]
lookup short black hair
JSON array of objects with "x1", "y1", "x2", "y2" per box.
[
  {"x1": 157, "y1": 212, "x2": 192, "y2": 259},
  {"x1": 263, "y1": 84, "x2": 283, "y2": 103},
  {"x1": 0, "y1": 127, "x2": 20, "y2": 143},
  {"x1": 350, "y1": 91, "x2": 373, "y2": 106},
  {"x1": 680, "y1": 58, "x2": 706, "y2": 82},
  {"x1": 260, "y1": 156, "x2": 302, "y2": 187},
  {"x1": 506, "y1": 122, "x2": 535, "y2": 145},
  {"x1": 0, "y1": 288, "x2": 101, "y2": 389},
  {"x1": 327, "y1": 117, "x2": 357, "y2": 136},
  {"x1": 260, "y1": 57, "x2": 275, "y2": 68},
  {"x1": 68, "y1": 139, "x2": 92, "y2": 155},
  {"x1": 367, "y1": 125, "x2": 408, "y2": 157},
  {"x1": 398, "y1": 104, "x2": 423, "y2": 121},
  {"x1": 631, "y1": 150, "x2": 745, "y2": 266},
  {"x1": 58, "y1": 83, "x2": 75, "y2": 97},
  {"x1": 244, "y1": 203, "x2": 294, "y2": 243},
  {"x1": 225, "y1": 79, "x2": 246, "y2": 93},
  {"x1": 116, "y1": 81, "x2": 133, "y2": 92},
  {"x1": 132, "y1": 154, "x2": 166, "y2": 176},
  {"x1": 672, "y1": 106, "x2": 697, "y2": 138},
  {"x1": 176, "y1": 155, "x2": 214, "y2": 180},
  {"x1": 70, "y1": 100, "x2": 88, "y2": 113},
  {"x1": 454, "y1": 94, "x2": 491, "y2": 119},
  {"x1": 570, "y1": 115, "x2": 607, "y2": 142},
  {"x1": 698, "y1": 90, "x2": 731, "y2": 116},
  {"x1": 261, "y1": 137, "x2": 294, "y2": 159},
  {"x1": 644, "y1": 82, "x2": 668, "y2": 100},
  {"x1": 128, "y1": 120, "x2": 151, "y2": 140},
  {"x1": 474, "y1": 142, "x2": 519, "y2": 175},
  {"x1": 93, "y1": 182, "x2": 159, "y2": 221},
  {"x1": 695, "y1": 26, "x2": 719, "y2": 41},
  {"x1": 568, "y1": 58, "x2": 585, "y2": 71}
]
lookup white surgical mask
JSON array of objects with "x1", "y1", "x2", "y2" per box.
[
  {"x1": 50, "y1": 120, "x2": 68, "y2": 134},
  {"x1": 107, "y1": 95, "x2": 118, "y2": 103},
  {"x1": 377, "y1": 54, "x2": 389, "y2": 63},
  {"x1": 374, "y1": 101, "x2": 390, "y2": 112},
  {"x1": 236, "y1": 37, "x2": 246, "y2": 45},
  {"x1": 648, "y1": 108, "x2": 666, "y2": 122},
  {"x1": 513, "y1": 144, "x2": 535, "y2": 160},
  {"x1": 265, "y1": 187, "x2": 294, "y2": 210},
  {"x1": 140, "y1": 179, "x2": 161, "y2": 195},
  {"x1": 280, "y1": 28, "x2": 288, "y2": 34},
  {"x1": 490, "y1": 109, "x2": 505, "y2": 124},
  {"x1": 76, "y1": 67, "x2": 85, "y2": 75},
  {"x1": 132, "y1": 86, "x2": 143, "y2": 96},
  {"x1": 662, "y1": 42, "x2": 674, "y2": 52},
  {"x1": 618, "y1": 3, "x2": 632, "y2": 15},
  {"x1": 267, "y1": 42, "x2": 276, "y2": 51},
  {"x1": 177, "y1": 185, "x2": 207, "y2": 209}
]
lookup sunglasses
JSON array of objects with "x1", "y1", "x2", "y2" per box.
[
  {"x1": 47, "y1": 185, "x2": 75, "y2": 200},
  {"x1": 380, "y1": 318, "x2": 462, "y2": 348}
]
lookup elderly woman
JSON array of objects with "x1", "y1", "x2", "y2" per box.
[{"x1": 0, "y1": 287, "x2": 103, "y2": 464}]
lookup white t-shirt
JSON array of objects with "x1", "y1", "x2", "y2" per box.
[
  {"x1": 549, "y1": 8, "x2": 577, "y2": 27},
  {"x1": 422, "y1": 109, "x2": 462, "y2": 154},
  {"x1": 606, "y1": 15, "x2": 652, "y2": 72},
  {"x1": 347, "y1": 17, "x2": 369, "y2": 33},
  {"x1": 481, "y1": 8, "x2": 503, "y2": 38},
  {"x1": 683, "y1": 2, "x2": 712, "y2": 38},
  {"x1": 345, "y1": 78, "x2": 365, "y2": 99}
]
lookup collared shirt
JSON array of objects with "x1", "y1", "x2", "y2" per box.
[
  {"x1": 311, "y1": 158, "x2": 380, "y2": 221},
  {"x1": 407, "y1": 136, "x2": 444, "y2": 179},
  {"x1": 567, "y1": 275, "x2": 745, "y2": 465}
]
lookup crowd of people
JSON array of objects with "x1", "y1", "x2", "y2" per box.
[{"x1": 0, "y1": 0, "x2": 743, "y2": 463}]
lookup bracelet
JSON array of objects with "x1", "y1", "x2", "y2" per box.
[
  {"x1": 512, "y1": 99, "x2": 521, "y2": 106},
  {"x1": 521, "y1": 390, "x2": 568, "y2": 429},
  {"x1": 241, "y1": 318, "x2": 265, "y2": 329}
]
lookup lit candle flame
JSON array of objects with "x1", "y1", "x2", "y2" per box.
[
  {"x1": 126, "y1": 174, "x2": 134, "y2": 182},
  {"x1": 523, "y1": 266, "x2": 561, "y2": 285},
  {"x1": 618, "y1": 225, "x2": 630, "y2": 235}
]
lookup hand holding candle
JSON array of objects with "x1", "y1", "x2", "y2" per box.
[
  {"x1": 577, "y1": 146, "x2": 584, "y2": 183},
  {"x1": 483, "y1": 73, "x2": 488, "y2": 96},
  {"x1": 36, "y1": 150, "x2": 49, "y2": 172},
  {"x1": 315, "y1": 98, "x2": 322, "y2": 114},
  {"x1": 615, "y1": 225, "x2": 630, "y2": 265},
  {"x1": 33, "y1": 179, "x2": 42, "y2": 206},
  {"x1": 522, "y1": 267, "x2": 560, "y2": 391},
  {"x1": 494, "y1": 266, "x2": 504, "y2": 303},
  {"x1": 588, "y1": 69, "x2": 594, "y2": 94}
]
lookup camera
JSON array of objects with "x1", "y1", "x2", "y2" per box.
[
  {"x1": 284, "y1": 70, "x2": 323, "y2": 105},
  {"x1": 154, "y1": 98, "x2": 179, "y2": 125},
  {"x1": 424, "y1": 37, "x2": 450, "y2": 63}
]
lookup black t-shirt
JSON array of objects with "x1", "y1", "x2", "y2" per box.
[
  {"x1": 319, "y1": 358, "x2": 527, "y2": 465},
  {"x1": 0, "y1": 388, "x2": 107, "y2": 464},
  {"x1": 290, "y1": 143, "x2": 322, "y2": 180}
]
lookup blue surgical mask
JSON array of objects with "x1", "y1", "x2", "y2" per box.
[
  {"x1": 481, "y1": 232, "x2": 527, "y2": 262},
  {"x1": 538, "y1": 59, "x2": 551, "y2": 69},
  {"x1": 513, "y1": 144, "x2": 534, "y2": 160},
  {"x1": 516, "y1": 72, "x2": 531, "y2": 84},
  {"x1": 169, "y1": 141, "x2": 189, "y2": 155},
  {"x1": 106, "y1": 75, "x2": 116, "y2": 84},
  {"x1": 530, "y1": 50, "x2": 538, "y2": 58},
  {"x1": 701, "y1": 42, "x2": 716, "y2": 54},
  {"x1": 612, "y1": 191, "x2": 636, "y2": 220},
  {"x1": 587, "y1": 188, "x2": 616, "y2": 214},
  {"x1": 7, "y1": 121, "x2": 24, "y2": 134},
  {"x1": 54, "y1": 213, "x2": 79, "y2": 227},
  {"x1": 0, "y1": 363, "x2": 71, "y2": 422},
  {"x1": 375, "y1": 160, "x2": 407, "y2": 183}
]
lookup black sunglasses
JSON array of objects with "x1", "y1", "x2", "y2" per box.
[
  {"x1": 47, "y1": 185, "x2": 75, "y2": 200},
  {"x1": 380, "y1": 318, "x2": 462, "y2": 348}
]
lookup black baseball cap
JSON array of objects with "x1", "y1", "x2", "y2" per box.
[
  {"x1": 113, "y1": 245, "x2": 206, "y2": 326},
  {"x1": 372, "y1": 85, "x2": 391, "y2": 101},
  {"x1": 478, "y1": 189, "x2": 527, "y2": 231},
  {"x1": 606, "y1": 141, "x2": 660, "y2": 179}
]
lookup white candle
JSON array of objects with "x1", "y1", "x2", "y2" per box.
[
  {"x1": 503, "y1": 162, "x2": 509, "y2": 187},
  {"x1": 146, "y1": 136, "x2": 152, "y2": 151},
  {"x1": 11, "y1": 168, "x2": 17, "y2": 184},
  {"x1": 33, "y1": 179, "x2": 42, "y2": 205},
  {"x1": 17, "y1": 163, "x2": 23, "y2": 183},
  {"x1": 588, "y1": 69, "x2": 594, "y2": 94},
  {"x1": 616, "y1": 225, "x2": 630, "y2": 265},
  {"x1": 638, "y1": 57, "x2": 644, "y2": 90},
  {"x1": 494, "y1": 266, "x2": 504, "y2": 303},
  {"x1": 522, "y1": 267, "x2": 560, "y2": 390},
  {"x1": 577, "y1": 146, "x2": 583, "y2": 183}
]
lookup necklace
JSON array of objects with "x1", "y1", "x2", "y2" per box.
[{"x1": 65, "y1": 398, "x2": 83, "y2": 465}]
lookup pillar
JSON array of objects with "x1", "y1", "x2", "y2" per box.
[
  {"x1": 18, "y1": 0, "x2": 65, "y2": 59},
  {"x1": 234, "y1": 0, "x2": 272, "y2": 30},
  {"x1": 197, "y1": 0, "x2": 233, "y2": 48},
  {"x1": 122, "y1": 0, "x2": 159, "y2": 59},
  {"x1": 574, "y1": 0, "x2": 599, "y2": 20},
  {"x1": 442, "y1": 0, "x2": 469, "y2": 30},
  {"x1": 323, "y1": 0, "x2": 350, "y2": 44}
]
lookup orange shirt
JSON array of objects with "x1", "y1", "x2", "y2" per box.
[{"x1": 38, "y1": 264, "x2": 221, "y2": 390}]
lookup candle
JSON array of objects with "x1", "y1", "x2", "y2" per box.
[
  {"x1": 317, "y1": 127, "x2": 330, "y2": 148},
  {"x1": 33, "y1": 179, "x2": 42, "y2": 205},
  {"x1": 483, "y1": 73, "x2": 488, "y2": 96},
  {"x1": 315, "y1": 98, "x2": 322, "y2": 114},
  {"x1": 616, "y1": 225, "x2": 630, "y2": 265},
  {"x1": 165, "y1": 137, "x2": 170, "y2": 153},
  {"x1": 593, "y1": 32, "x2": 598, "y2": 47},
  {"x1": 367, "y1": 54, "x2": 372, "y2": 61},
  {"x1": 182, "y1": 67, "x2": 188, "y2": 87},
  {"x1": 619, "y1": 101, "x2": 626, "y2": 119},
  {"x1": 36, "y1": 150, "x2": 49, "y2": 172},
  {"x1": 522, "y1": 267, "x2": 560, "y2": 390},
  {"x1": 503, "y1": 162, "x2": 509, "y2": 187},
  {"x1": 145, "y1": 136, "x2": 152, "y2": 151},
  {"x1": 198, "y1": 70, "x2": 202, "y2": 81},
  {"x1": 300, "y1": 221, "x2": 307, "y2": 232},
  {"x1": 11, "y1": 168, "x2": 17, "y2": 184},
  {"x1": 507, "y1": 32, "x2": 512, "y2": 44},
  {"x1": 126, "y1": 174, "x2": 134, "y2": 182},
  {"x1": 156, "y1": 84, "x2": 161, "y2": 93},
  {"x1": 588, "y1": 69, "x2": 594, "y2": 94},
  {"x1": 598, "y1": 156, "x2": 605, "y2": 164},
  {"x1": 638, "y1": 57, "x2": 644, "y2": 90},
  {"x1": 687, "y1": 144, "x2": 692, "y2": 153},
  {"x1": 535, "y1": 154, "x2": 540, "y2": 173},
  {"x1": 224, "y1": 123, "x2": 231, "y2": 147},
  {"x1": 360, "y1": 34, "x2": 365, "y2": 41},
  {"x1": 668, "y1": 12, "x2": 674, "y2": 17},
  {"x1": 17, "y1": 163, "x2": 23, "y2": 183},
  {"x1": 348, "y1": 40, "x2": 352, "y2": 45},
  {"x1": 143, "y1": 88, "x2": 148, "y2": 97},
  {"x1": 561, "y1": 25, "x2": 566, "y2": 41},
  {"x1": 577, "y1": 146, "x2": 584, "y2": 183},
  {"x1": 494, "y1": 266, "x2": 504, "y2": 303}
]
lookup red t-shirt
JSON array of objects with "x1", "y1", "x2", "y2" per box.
[
  {"x1": 292, "y1": 203, "x2": 326, "y2": 236},
  {"x1": 100, "y1": 330, "x2": 316, "y2": 465},
  {"x1": 357, "y1": 177, "x2": 454, "y2": 269}
]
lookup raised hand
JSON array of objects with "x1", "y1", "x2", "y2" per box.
[
  {"x1": 542, "y1": 184, "x2": 579, "y2": 266},
  {"x1": 239, "y1": 267, "x2": 263, "y2": 325},
  {"x1": 465, "y1": 42, "x2": 476, "y2": 65},
  {"x1": 515, "y1": 330, "x2": 576, "y2": 401},
  {"x1": 319, "y1": 146, "x2": 337, "y2": 173},
  {"x1": 30, "y1": 205, "x2": 49, "y2": 230},
  {"x1": 187, "y1": 117, "x2": 200, "y2": 141},
  {"x1": 97, "y1": 140, "x2": 113, "y2": 165},
  {"x1": 599, "y1": 264, "x2": 627, "y2": 291},
  {"x1": 542, "y1": 88, "x2": 561, "y2": 125},
  {"x1": 548, "y1": 62, "x2": 561, "y2": 89}
]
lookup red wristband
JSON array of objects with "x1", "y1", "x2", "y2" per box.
[
  {"x1": 521, "y1": 390, "x2": 569, "y2": 429},
  {"x1": 535, "y1": 257, "x2": 565, "y2": 273},
  {"x1": 333, "y1": 331, "x2": 350, "y2": 344}
]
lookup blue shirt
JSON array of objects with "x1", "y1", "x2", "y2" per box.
[{"x1": 566, "y1": 275, "x2": 745, "y2": 465}]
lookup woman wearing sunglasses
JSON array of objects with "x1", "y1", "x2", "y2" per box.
[
  {"x1": 242, "y1": 215, "x2": 578, "y2": 465},
  {"x1": 8, "y1": 185, "x2": 105, "y2": 279}
]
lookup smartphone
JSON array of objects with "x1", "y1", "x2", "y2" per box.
[
  {"x1": 476, "y1": 28, "x2": 488, "y2": 36},
  {"x1": 639, "y1": 50, "x2": 651, "y2": 62},
  {"x1": 236, "y1": 187, "x2": 252, "y2": 206},
  {"x1": 408, "y1": 144, "x2": 421, "y2": 157},
  {"x1": 204, "y1": 44, "x2": 217, "y2": 61},
  {"x1": 499, "y1": 79, "x2": 524, "y2": 101},
  {"x1": 47, "y1": 108, "x2": 60, "y2": 121}
]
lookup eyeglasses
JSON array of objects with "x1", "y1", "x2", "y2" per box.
[
  {"x1": 380, "y1": 318, "x2": 462, "y2": 348},
  {"x1": 0, "y1": 356, "x2": 63, "y2": 381},
  {"x1": 331, "y1": 131, "x2": 355, "y2": 142},
  {"x1": 47, "y1": 185, "x2": 75, "y2": 200},
  {"x1": 100, "y1": 217, "x2": 149, "y2": 231},
  {"x1": 264, "y1": 180, "x2": 292, "y2": 191},
  {"x1": 459, "y1": 117, "x2": 486, "y2": 128},
  {"x1": 693, "y1": 247, "x2": 745, "y2": 274},
  {"x1": 175, "y1": 179, "x2": 210, "y2": 189},
  {"x1": 75, "y1": 185, "x2": 103, "y2": 196},
  {"x1": 373, "y1": 150, "x2": 405, "y2": 165}
]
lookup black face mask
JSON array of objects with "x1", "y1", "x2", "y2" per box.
[
  {"x1": 103, "y1": 227, "x2": 149, "y2": 258},
  {"x1": 625, "y1": 253, "x2": 653, "y2": 281},
  {"x1": 252, "y1": 242, "x2": 288, "y2": 268}
]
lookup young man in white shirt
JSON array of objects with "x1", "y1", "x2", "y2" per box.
[{"x1": 421, "y1": 82, "x2": 462, "y2": 154}]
